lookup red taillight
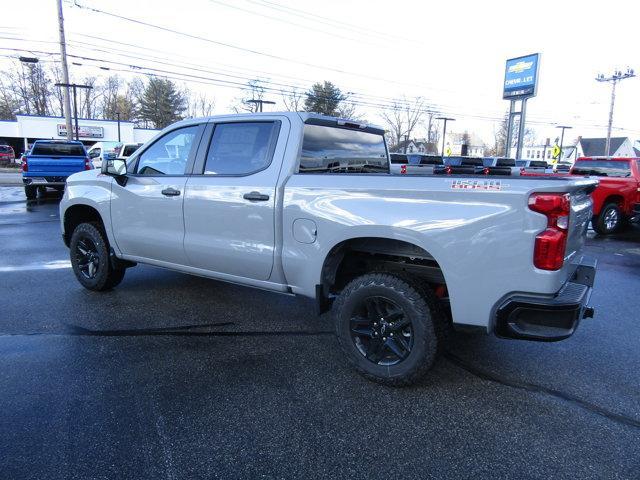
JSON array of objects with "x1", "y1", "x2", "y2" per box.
[
  {"x1": 528, "y1": 193, "x2": 570, "y2": 270},
  {"x1": 21, "y1": 157, "x2": 28, "y2": 172},
  {"x1": 445, "y1": 165, "x2": 452, "y2": 175},
  {"x1": 400, "y1": 164, "x2": 407, "y2": 174},
  {"x1": 483, "y1": 167, "x2": 490, "y2": 175},
  {"x1": 84, "y1": 157, "x2": 92, "y2": 170}
]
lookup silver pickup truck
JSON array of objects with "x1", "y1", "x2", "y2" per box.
[{"x1": 60, "y1": 112, "x2": 598, "y2": 386}]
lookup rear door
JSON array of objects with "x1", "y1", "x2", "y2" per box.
[
  {"x1": 182, "y1": 118, "x2": 287, "y2": 280},
  {"x1": 110, "y1": 124, "x2": 204, "y2": 265}
]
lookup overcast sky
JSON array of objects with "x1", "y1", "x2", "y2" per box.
[{"x1": 2, "y1": 0, "x2": 639, "y2": 146}]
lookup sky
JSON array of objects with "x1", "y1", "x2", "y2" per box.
[{"x1": 2, "y1": 0, "x2": 639, "y2": 147}]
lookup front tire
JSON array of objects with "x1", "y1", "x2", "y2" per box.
[
  {"x1": 333, "y1": 273, "x2": 441, "y2": 387},
  {"x1": 593, "y1": 203, "x2": 622, "y2": 235},
  {"x1": 69, "y1": 222, "x2": 125, "y2": 291}
]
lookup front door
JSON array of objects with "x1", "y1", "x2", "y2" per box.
[
  {"x1": 110, "y1": 124, "x2": 203, "y2": 266},
  {"x1": 183, "y1": 118, "x2": 287, "y2": 280}
]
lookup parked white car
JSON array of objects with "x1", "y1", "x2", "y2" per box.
[{"x1": 86, "y1": 141, "x2": 120, "y2": 169}]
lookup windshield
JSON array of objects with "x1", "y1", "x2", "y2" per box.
[
  {"x1": 299, "y1": 125, "x2": 388, "y2": 173},
  {"x1": 572, "y1": 160, "x2": 631, "y2": 177},
  {"x1": 31, "y1": 143, "x2": 86, "y2": 156}
]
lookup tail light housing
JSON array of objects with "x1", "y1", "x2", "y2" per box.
[
  {"x1": 444, "y1": 165, "x2": 452, "y2": 175},
  {"x1": 21, "y1": 157, "x2": 28, "y2": 172},
  {"x1": 400, "y1": 164, "x2": 407, "y2": 174},
  {"x1": 483, "y1": 167, "x2": 490, "y2": 175},
  {"x1": 528, "y1": 193, "x2": 570, "y2": 270},
  {"x1": 84, "y1": 157, "x2": 92, "y2": 170}
]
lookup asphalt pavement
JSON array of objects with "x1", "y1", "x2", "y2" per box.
[{"x1": 1, "y1": 186, "x2": 639, "y2": 480}]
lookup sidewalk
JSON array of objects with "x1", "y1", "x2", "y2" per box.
[{"x1": 0, "y1": 172, "x2": 22, "y2": 185}]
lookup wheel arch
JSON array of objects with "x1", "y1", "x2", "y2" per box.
[
  {"x1": 316, "y1": 235, "x2": 449, "y2": 314},
  {"x1": 63, "y1": 203, "x2": 105, "y2": 247}
]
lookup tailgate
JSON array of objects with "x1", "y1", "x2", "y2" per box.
[
  {"x1": 25, "y1": 156, "x2": 86, "y2": 177},
  {"x1": 566, "y1": 187, "x2": 594, "y2": 258}
]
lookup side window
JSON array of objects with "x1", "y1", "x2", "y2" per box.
[
  {"x1": 203, "y1": 122, "x2": 277, "y2": 175},
  {"x1": 136, "y1": 125, "x2": 199, "y2": 175}
]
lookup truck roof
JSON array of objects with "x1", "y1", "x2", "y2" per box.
[
  {"x1": 576, "y1": 156, "x2": 640, "y2": 161},
  {"x1": 167, "y1": 111, "x2": 386, "y2": 135}
]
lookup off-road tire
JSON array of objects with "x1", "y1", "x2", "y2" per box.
[
  {"x1": 333, "y1": 273, "x2": 442, "y2": 387},
  {"x1": 69, "y1": 222, "x2": 125, "y2": 291}
]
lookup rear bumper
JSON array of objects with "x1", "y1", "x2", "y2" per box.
[
  {"x1": 23, "y1": 177, "x2": 67, "y2": 187},
  {"x1": 495, "y1": 256, "x2": 597, "y2": 342}
]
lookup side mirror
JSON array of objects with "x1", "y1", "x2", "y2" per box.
[{"x1": 102, "y1": 158, "x2": 127, "y2": 176}]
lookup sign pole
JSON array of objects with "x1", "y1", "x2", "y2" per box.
[
  {"x1": 515, "y1": 98, "x2": 527, "y2": 160},
  {"x1": 505, "y1": 100, "x2": 515, "y2": 157}
]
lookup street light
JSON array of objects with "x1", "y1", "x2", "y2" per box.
[
  {"x1": 246, "y1": 99, "x2": 275, "y2": 112},
  {"x1": 55, "y1": 83, "x2": 93, "y2": 141},
  {"x1": 436, "y1": 117, "x2": 455, "y2": 157},
  {"x1": 596, "y1": 67, "x2": 635, "y2": 157},
  {"x1": 555, "y1": 125, "x2": 572, "y2": 164}
]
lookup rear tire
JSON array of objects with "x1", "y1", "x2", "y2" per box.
[
  {"x1": 69, "y1": 222, "x2": 126, "y2": 291},
  {"x1": 593, "y1": 203, "x2": 622, "y2": 235},
  {"x1": 24, "y1": 185, "x2": 37, "y2": 200},
  {"x1": 333, "y1": 273, "x2": 441, "y2": 387}
]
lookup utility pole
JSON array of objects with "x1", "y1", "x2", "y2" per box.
[
  {"x1": 246, "y1": 99, "x2": 275, "y2": 112},
  {"x1": 436, "y1": 117, "x2": 455, "y2": 157},
  {"x1": 116, "y1": 112, "x2": 121, "y2": 141},
  {"x1": 55, "y1": 83, "x2": 93, "y2": 140},
  {"x1": 556, "y1": 126, "x2": 572, "y2": 163},
  {"x1": 596, "y1": 68, "x2": 635, "y2": 157},
  {"x1": 56, "y1": 0, "x2": 73, "y2": 141}
]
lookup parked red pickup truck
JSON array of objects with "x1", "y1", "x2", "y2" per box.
[{"x1": 570, "y1": 157, "x2": 640, "y2": 234}]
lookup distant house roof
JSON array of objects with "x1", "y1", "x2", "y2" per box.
[
  {"x1": 389, "y1": 139, "x2": 415, "y2": 153},
  {"x1": 579, "y1": 137, "x2": 627, "y2": 157}
]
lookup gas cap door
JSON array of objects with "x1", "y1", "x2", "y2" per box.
[{"x1": 293, "y1": 218, "x2": 317, "y2": 244}]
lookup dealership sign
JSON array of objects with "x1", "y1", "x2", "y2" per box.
[
  {"x1": 503, "y1": 53, "x2": 540, "y2": 99},
  {"x1": 57, "y1": 124, "x2": 104, "y2": 138}
]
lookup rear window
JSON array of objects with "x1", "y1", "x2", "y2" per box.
[
  {"x1": 122, "y1": 144, "x2": 141, "y2": 157},
  {"x1": 572, "y1": 160, "x2": 631, "y2": 177},
  {"x1": 419, "y1": 156, "x2": 443, "y2": 165},
  {"x1": 529, "y1": 160, "x2": 547, "y2": 168},
  {"x1": 0, "y1": 145, "x2": 12, "y2": 153},
  {"x1": 390, "y1": 154, "x2": 408, "y2": 164},
  {"x1": 461, "y1": 157, "x2": 483, "y2": 166},
  {"x1": 496, "y1": 158, "x2": 515, "y2": 167},
  {"x1": 299, "y1": 125, "x2": 388, "y2": 173},
  {"x1": 31, "y1": 143, "x2": 85, "y2": 157}
]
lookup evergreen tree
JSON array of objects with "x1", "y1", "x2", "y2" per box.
[
  {"x1": 138, "y1": 77, "x2": 187, "y2": 129},
  {"x1": 304, "y1": 81, "x2": 346, "y2": 116}
]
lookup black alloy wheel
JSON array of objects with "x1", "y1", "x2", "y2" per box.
[
  {"x1": 350, "y1": 296, "x2": 414, "y2": 366},
  {"x1": 75, "y1": 237, "x2": 100, "y2": 280}
]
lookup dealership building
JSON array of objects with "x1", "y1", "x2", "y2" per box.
[{"x1": 0, "y1": 115, "x2": 160, "y2": 155}]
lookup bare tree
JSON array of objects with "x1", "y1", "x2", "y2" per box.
[
  {"x1": 186, "y1": 91, "x2": 216, "y2": 118},
  {"x1": 281, "y1": 88, "x2": 304, "y2": 111},
  {"x1": 380, "y1": 97, "x2": 426, "y2": 151},
  {"x1": 231, "y1": 79, "x2": 266, "y2": 113}
]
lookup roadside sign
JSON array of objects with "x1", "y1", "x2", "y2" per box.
[
  {"x1": 552, "y1": 144, "x2": 561, "y2": 160},
  {"x1": 503, "y1": 53, "x2": 540, "y2": 99},
  {"x1": 445, "y1": 146, "x2": 452, "y2": 156}
]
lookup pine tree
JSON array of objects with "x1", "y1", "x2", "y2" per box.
[
  {"x1": 304, "y1": 81, "x2": 345, "y2": 116},
  {"x1": 138, "y1": 77, "x2": 187, "y2": 129}
]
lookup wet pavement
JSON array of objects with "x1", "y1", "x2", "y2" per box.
[{"x1": 1, "y1": 186, "x2": 639, "y2": 479}]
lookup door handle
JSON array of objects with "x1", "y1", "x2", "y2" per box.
[
  {"x1": 161, "y1": 187, "x2": 181, "y2": 196},
  {"x1": 243, "y1": 191, "x2": 270, "y2": 202}
]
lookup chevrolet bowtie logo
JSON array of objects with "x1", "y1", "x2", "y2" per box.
[{"x1": 508, "y1": 61, "x2": 533, "y2": 74}]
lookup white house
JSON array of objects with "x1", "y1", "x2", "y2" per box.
[
  {"x1": 575, "y1": 137, "x2": 636, "y2": 158},
  {"x1": 443, "y1": 132, "x2": 485, "y2": 157}
]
